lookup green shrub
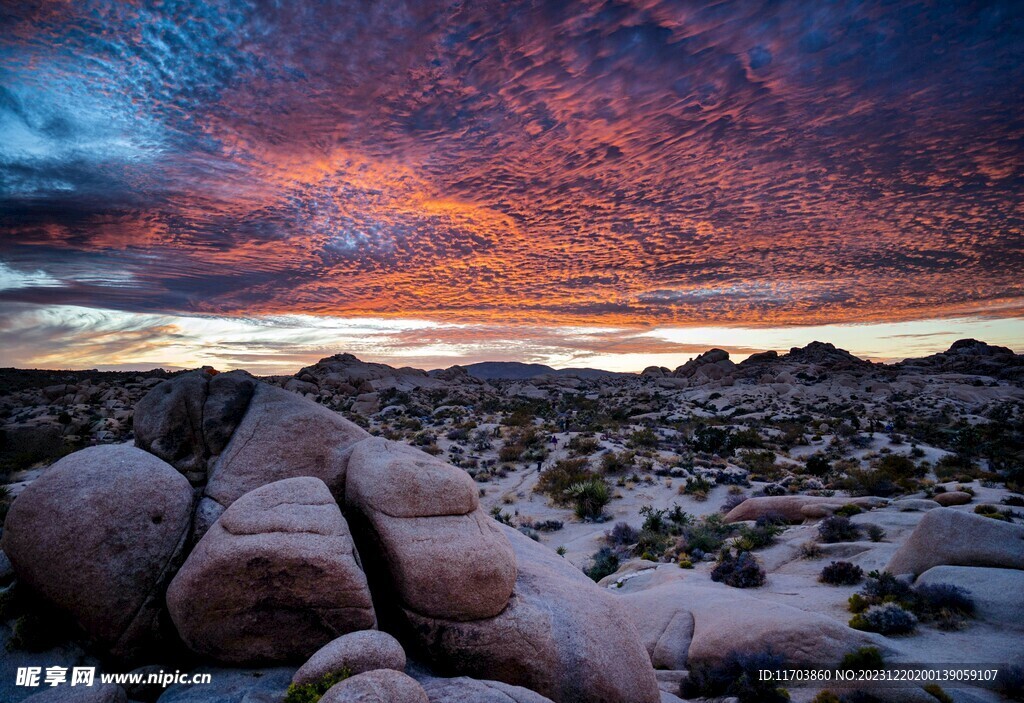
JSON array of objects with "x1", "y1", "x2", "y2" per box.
[
  {"x1": 536, "y1": 459, "x2": 593, "y2": 503},
  {"x1": 840, "y1": 646, "x2": 884, "y2": 671},
  {"x1": 628, "y1": 427, "x2": 658, "y2": 448},
  {"x1": 834, "y1": 504, "x2": 862, "y2": 518},
  {"x1": 681, "y1": 649, "x2": 789, "y2": 703},
  {"x1": 711, "y1": 550, "x2": 766, "y2": 588},
  {"x1": 567, "y1": 479, "x2": 611, "y2": 519},
  {"x1": 584, "y1": 547, "x2": 620, "y2": 582},
  {"x1": 284, "y1": 670, "x2": 351, "y2": 703},
  {"x1": 818, "y1": 516, "x2": 861, "y2": 543},
  {"x1": 849, "y1": 603, "x2": 917, "y2": 635},
  {"x1": 820, "y1": 561, "x2": 864, "y2": 586}
]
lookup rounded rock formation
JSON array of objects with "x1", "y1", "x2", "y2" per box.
[
  {"x1": 320, "y1": 670, "x2": 429, "y2": 703},
  {"x1": 1, "y1": 445, "x2": 193, "y2": 660},
  {"x1": 166, "y1": 477, "x2": 375, "y2": 664},
  {"x1": 293, "y1": 630, "x2": 406, "y2": 685}
]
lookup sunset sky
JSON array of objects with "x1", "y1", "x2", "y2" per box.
[{"x1": 1, "y1": 1, "x2": 1022, "y2": 373}]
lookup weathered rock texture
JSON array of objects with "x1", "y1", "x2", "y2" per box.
[
  {"x1": 885, "y1": 507, "x2": 1024, "y2": 576},
  {"x1": 1, "y1": 445, "x2": 193, "y2": 660},
  {"x1": 166, "y1": 477, "x2": 375, "y2": 663},
  {"x1": 293, "y1": 631, "x2": 406, "y2": 685},
  {"x1": 345, "y1": 438, "x2": 516, "y2": 621},
  {"x1": 401, "y1": 526, "x2": 661, "y2": 703},
  {"x1": 320, "y1": 670, "x2": 429, "y2": 703}
]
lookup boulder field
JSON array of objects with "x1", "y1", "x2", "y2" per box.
[{"x1": 1, "y1": 371, "x2": 660, "y2": 703}]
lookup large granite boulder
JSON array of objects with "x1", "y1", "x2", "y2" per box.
[
  {"x1": 205, "y1": 384, "x2": 368, "y2": 508},
  {"x1": 724, "y1": 495, "x2": 886, "y2": 523},
  {"x1": 915, "y1": 566, "x2": 1024, "y2": 626},
  {"x1": 885, "y1": 508, "x2": 1024, "y2": 576},
  {"x1": 616, "y1": 567, "x2": 883, "y2": 669},
  {"x1": 23, "y1": 684, "x2": 126, "y2": 703},
  {"x1": 321, "y1": 670, "x2": 429, "y2": 703},
  {"x1": 293, "y1": 631, "x2": 406, "y2": 685},
  {"x1": 344, "y1": 438, "x2": 516, "y2": 621},
  {"x1": 155, "y1": 667, "x2": 294, "y2": 703},
  {"x1": 1, "y1": 445, "x2": 193, "y2": 660},
  {"x1": 134, "y1": 373, "x2": 367, "y2": 505},
  {"x1": 416, "y1": 675, "x2": 555, "y2": 703},
  {"x1": 134, "y1": 371, "x2": 255, "y2": 485},
  {"x1": 166, "y1": 477, "x2": 375, "y2": 664},
  {"x1": 401, "y1": 526, "x2": 660, "y2": 703}
]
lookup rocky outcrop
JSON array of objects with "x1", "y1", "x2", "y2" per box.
[
  {"x1": 293, "y1": 631, "x2": 406, "y2": 685},
  {"x1": 134, "y1": 372, "x2": 368, "y2": 505},
  {"x1": 402, "y1": 526, "x2": 660, "y2": 703},
  {"x1": 916, "y1": 565, "x2": 1024, "y2": 626},
  {"x1": 1, "y1": 445, "x2": 193, "y2": 661},
  {"x1": 616, "y1": 567, "x2": 883, "y2": 668},
  {"x1": 23, "y1": 683, "x2": 127, "y2": 703},
  {"x1": 723, "y1": 495, "x2": 886, "y2": 523},
  {"x1": 167, "y1": 477, "x2": 375, "y2": 664},
  {"x1": 672, "y1": 349, "x2": 736, "y2": 383},
  {"x1": 345, "y1": 438, "x2": 516, "y2": 621},
  {"x1": 204, "y1": 383, "x2": 368, "y2": 507},
  {"x1": 885, "y1": 508, "x2": 1024, "y2": 576},
  {"x1": 320, "y1": 670, "x2": 429, "y2": 703},
  {"x1": 416, "y1": 675, "x2": 555, "y2": 703}
]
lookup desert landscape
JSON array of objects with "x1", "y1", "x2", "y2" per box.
[
  {"x1": 3, "y1": 1, "x2": 1024, "y2": 702},
  {"x1": 0, "y1": 339, "x2": 1022, "y2": 703}
]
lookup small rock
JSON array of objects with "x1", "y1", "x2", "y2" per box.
[
  {"x1": 293, "y1": 631, "x2": 406, "y2": 686},
  {"x1": 321, "y1": 670, "x2": 429, "y2": 703}
]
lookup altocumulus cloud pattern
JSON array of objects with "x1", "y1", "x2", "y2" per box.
[{"x1": 1, "y1": 0, "x2": 1023, "y2": 332}]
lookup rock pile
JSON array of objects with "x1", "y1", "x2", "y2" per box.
[{"x1": 1, "y1": 374, "x2": 661, "y2": 703}]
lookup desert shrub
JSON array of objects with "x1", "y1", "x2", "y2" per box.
[
  {"x1": 606, "y1": 521, "x2": 638, "y2": 548},
  {"x1": 840, "y1": 646, "x2": 884, "y2": 671},
  {"x1": 877, "y1": 454, "x2": 923, "y2": 479},
  {"x1": 721, "y1": 492, "x2": 747, "y2": 513},
  {"x1": 711, "y1": 550, "x2": 766, "y2": 588},
  {"x1": 923, "y1": 684, "x2": 953, "y2": 703},
  {"x1": 800, "y1": 541, "x2": 823, "y2": 559},
  {"x1": 530, "y1": 519, "x2": 564, "y2": 532},
  {"x1": 567, "y1": 434, "x2": 600, "y2": 456},
  {"x1": 865, "y1": 524, "x2": 886, "y2": 542},
  {"x1": 691, "y1": 425, "x2": 733, "y2": 456},
  {"x1": 681, "y1": 649, "x2": 789, "y2": 703},
  {"x1": 913, "y1": 582, "x2": 975, "y2": 618},
  {"x1": 818, "y1": 516, "x2": 861, "y2": 543},
  {"x1": 849, "y1": 603, "x2": 917, "y2": 635},
  {"x1": 284, "y1": 669, "x2": 351, "y2": 703},
  {"x1": 834, "y1": 504, "x2": 862, "y2": 518},
  {"x1": 860, "y1": 570, "x2": 913, "y2": 603},
  {"x1": 566, "y1": 479, "x2": 610, "y2": 519},
  {"x1": 681, "y1": 474, "x2": 713, "y2": 500},
  {"x1": 820, "y1": 561, "x2": 864, "y2": 586},
  {"x1": 734, "y1": 522, "x2": 782, "y2": 552},
  {"x1": 628, "y1": 427, "x2": 658, "y2": 448},
  {"x1": 600, "y1": 450, "x2": 635, "y2": 473},
  {"x1": 584, "y1": 547, "x2": 620, "y2": 582},
  {"x1": 680, "y1": 513, "x2": 733, "y2": 555},
  {"x1": 838, "y1": 468, "x2": 897, "y2": 497},
  {"x1": 741, "y1": 450, "x2": 781, "y2": 478},
  {"x1": 974, "y1": 504, "x2": 1012, "y2": 521},
  {"x1": 536, "y1": 458, "x2": 593, "y2": 503},
  {"x1": 498, "y1": 443, "x2": 524, "y2": 462},
  {"x1": 805, "y1": 453, "x2": 832, "y2": 476}
]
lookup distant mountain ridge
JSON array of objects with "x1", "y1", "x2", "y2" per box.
[{"x1": 452, "y1": 361, "x2": 626, "y2": 381}]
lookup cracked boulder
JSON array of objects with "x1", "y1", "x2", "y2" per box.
[
  {"x1": 401, "y1": 525, "x2": 661, "y2": 703},
  {"x1": 204, "y1": 383, "x2": 368, "y2": 508},
  {"x1": 166, "y1": 477, "x2": 376, "y2": 664},
  {"x1": 135, "y1": 372, "x2": 369, "y2": 507},
  {"x1": 344, "y1": 438, "x2": 516, "y2": 621},
  {"x1": 1, "y1": 445, "x2": 194, "y2": 661}
]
